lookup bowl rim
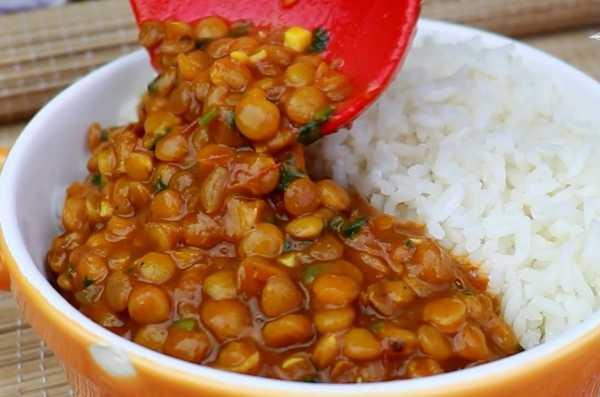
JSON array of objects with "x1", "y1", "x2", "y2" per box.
[{"x1": 1, "y1": 18, "x2": 600, "y2": 394}]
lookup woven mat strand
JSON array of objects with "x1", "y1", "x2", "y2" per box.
[
  {"x1": 1, "y1": 0, "x2": 600, "y2": 123},
  {"x1": 0, "y1": 0, "x2": 138, "y2": 123},
  {"x1": 0, "y1": 294, "x2": 71, "y2": 397}
]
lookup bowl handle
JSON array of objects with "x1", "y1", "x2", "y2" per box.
[
  {"x1": 0, "y1": 147, "x2": 6, "y2": 169},
  {"x1": 0, "y1": 147, "x2": 11, "y2": 290},
  {"x1": 0, "y1": 249, "x2": 10, "y2": 291}
]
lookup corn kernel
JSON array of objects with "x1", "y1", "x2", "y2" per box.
[
  {"x1": 177, "y1": 53, "x2": 200, "y2": 80},
  {"x1": 231, "y1": 352, "x2": 260, "y2": 373},
  {"x1": 57, "y1": 273, "x2": 73, "y2": 291},
  {"x1": 97, "y1": 147, "x2": 116, "y2": 177},
  {"x1": 249, "y1": 49, "x2": 267, "y2": 63},
  {"x1": 100, "y1": 201, "x2": 113, "y2": 217},
  {"x1": 312, "y1": 334, "x2": 338, "y2": 368},
  {"x1": 284, "y1": 27, "x2": 313, "y2": 52},
  {"x1": 281, "y1": 354, "x2": 308, "y2": 370},
  {"x1": 312, "y1": 207, "x2": 335, "y2": 221},
  {"x1": 285, "y1": 215, "x2": 324, "y2": 239},
  {"x1": 277, "y1": 252, "x2": 300, "y2": 268},
  {"x1": 230, "y1": 51, "x2": 249, "y2": 63}
]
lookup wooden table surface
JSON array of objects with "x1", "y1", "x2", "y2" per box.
[{"x1": 0, "y1": 0, "x2": 598, "y2": 395}]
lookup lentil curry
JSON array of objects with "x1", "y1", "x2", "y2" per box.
[{"x1": 46, "y1": 17, "x2": 520, "y2": 383}]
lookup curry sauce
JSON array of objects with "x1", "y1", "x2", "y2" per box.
[{"x1": 46, "y1": 17, "x2": 519, "y2": 383}]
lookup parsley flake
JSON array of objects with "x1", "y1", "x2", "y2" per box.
[
  {"x1": 297, "y1": 106, "x2": 334, "y2": 145},
  {"x1": 199, "y1": 107, "x2": 219, "y2": 126},
  {"x1": 329, "y1": 216, "x2": 368, "y2": 239},
  {"x1": 301, "y1": 264, "x2": 323, "y2": 284},
  {"x1": 310, "y1": 27, "x2": 330, "y2": 53},
  {"x1": 91, "y1": 173, "x2": 103, "y2": 188},
  {"x1": 83, "y1": 277, "x2": 95, "y2": 288},
  {"x1": 147, "y1": 75, "x2": 160, "y2": 93},
  {"x1": 341, "y1": 217, "x2": 367, "y2": 239},
  {"x1": 173, "y1": 318, "x2": 197, "y2": 332},
  {"x1": 278, "y1": 157, "x2": 306, "y2": 191},
  {"x1": 155, "y1": 179, "x2": 168, "y2": 192}
]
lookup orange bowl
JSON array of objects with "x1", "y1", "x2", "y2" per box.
[{"x1": 1, "y1": 20, "x2": 600, "y2": 396}]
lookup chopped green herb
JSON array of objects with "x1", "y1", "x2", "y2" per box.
[
  {"x1": 199, "y1": 107, "x2": 219, "y2": 126},
  {"x1": 405, "y1": 239, "x2": 415, "y2": 248},
  {"x1": 229, "y1": 21, "x2": 253, "y2": 37},
  {"x1": 297, "y1": 123, "x2": 320, "y2": 145},
  {"x1": 146, "y1": 125, "x2": 171, "y2": 149},
  {"x1": 301, "y1": 264, "x2": 322, "y2": 284},
  {"x1": 154, "y1": 179, "x2": 168, "y2": 192},
  {"x1": 341, "y1": 217, "x2": 367, "y2": 239},
  {"x1": 156, "y1": 125, "x2": 171, "y2": 136},
  {"x1": 297, "y1": 106, "x2": 334, "y2": 145},
  {"x1": 83, "y1": 277, "x2": 95, "y2": 288},
  {"x1": 91, "y1": 173, "x2": 103, "y2": 188},
  {"x1": 370, "y1": 321, "x2": 385, "y2": 333},
  {"x1": 310, "y1": 27, "x2": 330, "y2": 53},
  {"x1": 329, "y1": 216, "x2": 367, "y2": 239},
  {"x1": 329, "y1": 216, "x2": 345, "y2": 233},
  {"x1": 147, "y1": 75, "x2": 160, "y2": 93},
  {"x1": 100, "y1": 129, "x2": 109, "y2": 142},
  {"x1": 223, "y1": 109, "x2": 236, "y2": 129},
  {"x1": 314, "y1": 106, "x2": 334, "y2": 123},
  {"x1": 173, "y1": 318, "x2": 197, "y2": 332},
  {"x1": 278, "y1": 158, "x2": 306, "y2": 191},
  {"x1": 283, "y1": 239, "x2": 293, "y2": 253}
]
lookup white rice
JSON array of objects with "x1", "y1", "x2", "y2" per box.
[{"x1": 310, "y1": 37, "x2": 600, "y2": 348}]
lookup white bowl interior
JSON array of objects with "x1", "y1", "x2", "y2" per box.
[{"x1": 2, "y1": 19, "x2": 600, "y2": 394}]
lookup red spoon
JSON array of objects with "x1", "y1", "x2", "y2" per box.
[{"x1": 130, "y1": 0, "x2": 420, "y2": 134}]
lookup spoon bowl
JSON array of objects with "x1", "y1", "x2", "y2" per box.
[{"x1": 130, "y1": 0, "x2": 420, "y2": 134}]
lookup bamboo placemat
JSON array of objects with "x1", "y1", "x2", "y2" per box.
[
  {"x1": 0, "y1": 0, "x2": 138, "y2": 123},
  {"x1": 0, "y1": 295, "x2": 71, "y2": 397},
  {"x1": 0, "y1": 0, "x2": 599, "y2": 395}
]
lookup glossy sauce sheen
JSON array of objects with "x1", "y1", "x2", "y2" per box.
[{"x1": 46, "y1": 17, "x2": 520, "y2": 383}]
